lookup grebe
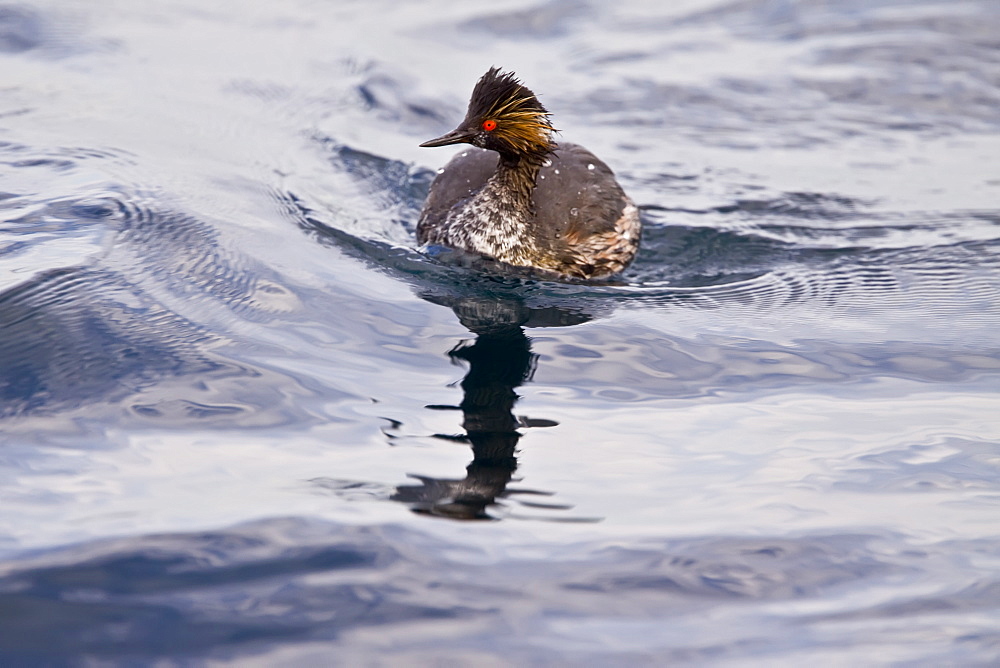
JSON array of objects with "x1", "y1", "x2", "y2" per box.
[{"x1": 417, "y1": 67, "x2": 640, "y2": 280}]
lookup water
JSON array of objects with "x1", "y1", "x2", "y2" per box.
[{"x1": 2, "y1": 0, "x2": 1000, "y2": 663}]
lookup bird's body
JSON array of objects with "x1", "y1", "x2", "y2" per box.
[{"x1": 417, "y1": 68, "x2": 640, "y2": 280}]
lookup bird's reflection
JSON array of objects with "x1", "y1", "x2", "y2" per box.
[{"x1": 392, "y1": 297, "x2": 589, "y2": 520}]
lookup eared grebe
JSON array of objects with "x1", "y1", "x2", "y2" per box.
[{"x1": 417, "y1": 68, "x2": 641, "y2": 280}]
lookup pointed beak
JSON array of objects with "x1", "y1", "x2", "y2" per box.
[{"x1": 420, "y1": 127, "x2": 475, "y2": 148}]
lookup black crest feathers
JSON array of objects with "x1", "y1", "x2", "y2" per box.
[{"x1": 467, "y1": 68, "x2": 548, "y2": 120}]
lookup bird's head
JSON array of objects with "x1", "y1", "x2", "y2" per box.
[{"x1": 420, "y1": 67, "x2": 555, "y2": 164}]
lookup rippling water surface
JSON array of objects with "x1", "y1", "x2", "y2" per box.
[{"x1": 2, "y1": 0, "x2": 1000, "y2": 663}]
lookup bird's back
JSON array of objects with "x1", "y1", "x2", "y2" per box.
[{"x1": 418, "y1": 142, "x2": 639, "y2": 278}]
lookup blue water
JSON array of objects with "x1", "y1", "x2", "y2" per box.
[{"x1": 2, "y1": 0, "x2": 1000, "y2": 663}]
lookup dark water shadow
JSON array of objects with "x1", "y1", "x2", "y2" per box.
[
  {"x1": 392, "y1": 322, "x2": 536, "y2": 519},
  {"x1": 391, "y1": 296, "x2": 586, "y2": 520},
  {"x1": 0, "y1": 514, "x2": 924, "y2": 664}
]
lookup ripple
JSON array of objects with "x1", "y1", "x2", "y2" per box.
[
  {"x1": 0, "y1": 266, "x2": 228, "y2": 419},
  {"x1": 0, "y1": 191, "x2": 322, "y2": 429},
  {"x1": 3, "y1": 519, "x2": 980, "y2": 662},
  {"x1": 830, "y1": 437, "x2": 1000, "y2": 494},
  {"x1": 285, "y1": 133, "x2": 1000, "y2": 334},
  {"x1": 461, "y1": 0, "x2": 591, "y2": 39},
  {"x1": 297, "y1": 188, "x2": 999, "y2": 334},
  {"x1": 0, "y1": 5, "x2": 42, "y2": 54}
]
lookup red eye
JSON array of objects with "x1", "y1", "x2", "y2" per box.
[{"x1": 482, "y1": 119, "x2": 497, "y2": 131}]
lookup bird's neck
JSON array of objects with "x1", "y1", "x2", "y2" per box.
[
  {"x1": 460, "y1": 153, "x2": 546, "y2": 262},
  {"x1": 492, "y1": 152, "x2": 545, "y2": 207}
]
